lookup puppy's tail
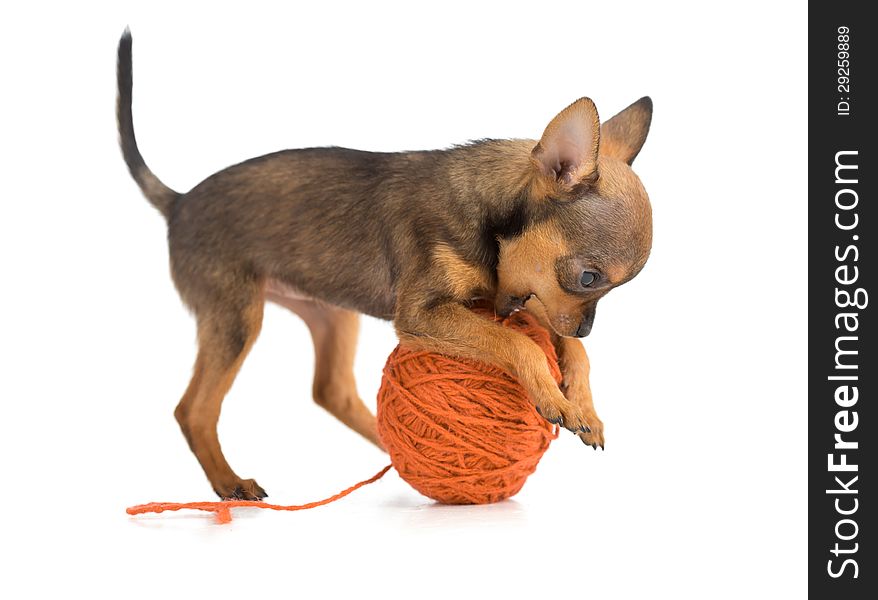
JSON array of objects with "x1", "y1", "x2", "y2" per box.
[{"x1": 117, "y1": 28, "x2": 179, "y2": 220}]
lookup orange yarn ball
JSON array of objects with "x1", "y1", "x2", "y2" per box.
[{"x1": 377, "y1": 307, "x2": 560, "y2": 504}]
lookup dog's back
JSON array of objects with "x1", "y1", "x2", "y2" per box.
[{"x1": 167, "y1": 147, "x2": 408, "y2": 317}]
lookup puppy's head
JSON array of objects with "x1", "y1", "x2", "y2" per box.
[{"x1": 495, "y1": 97, "x2": 653, "y2": 337}]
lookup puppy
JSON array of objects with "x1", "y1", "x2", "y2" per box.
[{"x1": 117, "y1": 30, "x2": 653, "y2": 500}]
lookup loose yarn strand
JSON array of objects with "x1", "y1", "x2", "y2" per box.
[{"x1": 126, "y1": 465, "x2": 391, "y2": 523}]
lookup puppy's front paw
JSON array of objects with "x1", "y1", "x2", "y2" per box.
[
  {"x1": 213, "y1": 478, "x2": 268, "y2": 501},
  {"x1": 561, "y1": 381, "x2": 605, "y2": 450},
  {"x1": 577, "y1": 410, "x2": 605, "y2": 450},
  {"x1": 533, "y1": 390, "x2": 588, "y2": 435}
]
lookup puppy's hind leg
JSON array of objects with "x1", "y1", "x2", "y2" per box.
[
  {"x1": 270, "y1": 296, "x2": 382, "y2": 449},
  {"x1": 174, "y1": 288, "x2": 268, "y2": 500}
]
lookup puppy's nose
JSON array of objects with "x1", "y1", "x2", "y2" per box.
[
  {"x1": 575, "y1": 320, "x2": 592, "y2": 337},
  {"x1": 575, "y1": 309, "x2": 595, "y2": 337}
]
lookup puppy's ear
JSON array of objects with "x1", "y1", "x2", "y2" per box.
[
  {"x1": 531, "y1": 98, "x2": 601, "y2": 192},
  {"x1": 599, "y1": 96, "x2": 653, "y2": 165}
]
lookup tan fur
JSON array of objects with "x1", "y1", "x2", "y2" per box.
[
  {"x1": 496, "y1": 221, "x2": 585, "y2": 337},
  {"x1": 268, "y1": 295, "x2": 381, "y2": 448},
  {"x1": 433, "y1": 244, "x2": 494, "y2": 300},
  {"x1": 525, "y1": 298, "x2": 603, "y2": 446},
  {"x1": 601, "y1": 264, "x2": 629, "y2": 284},
  {"x1": 173, "y1": 284, "x2": 267, "y2": 500}
]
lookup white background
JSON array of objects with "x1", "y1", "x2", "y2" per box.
[{"x1": 1, "y1": 1, "x2": 807, "y2": 598}]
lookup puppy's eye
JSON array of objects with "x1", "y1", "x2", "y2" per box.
[{"x1": 580, "y1": 271, "x2": 597, "y2": 287}]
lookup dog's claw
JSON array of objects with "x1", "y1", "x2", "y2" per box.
[{"x1": 536, "y1": 406, "x2": 564, "y2": 427}]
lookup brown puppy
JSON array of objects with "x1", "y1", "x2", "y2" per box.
[{"x1": 117, "y1": 31, "x2": 653, "y2": 500}]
